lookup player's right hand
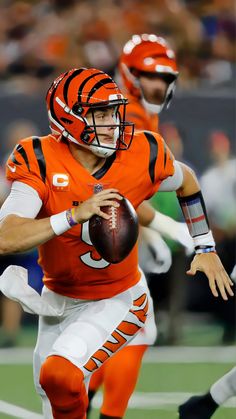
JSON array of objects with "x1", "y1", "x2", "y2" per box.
[{"x1": 73, "y1": 189, "x2": 122, "y2": 223}]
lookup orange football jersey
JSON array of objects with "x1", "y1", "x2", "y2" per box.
[
  {"x1": 6, "y1": 132, "x2": 174, "y2": 300},
  {"x1": 126, "y1": 93, "x2": 159, "y2": 132}
]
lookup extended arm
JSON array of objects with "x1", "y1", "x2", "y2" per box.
[
  {"x1": 0, "y1": 182, "x2": 121, "y2": 254},
  {"x1": 138, "y1": 161, "x2": 234, "y2": 300},
  {"x1": 176, "y1": 163, "x2": 234, "y2": 300},
  {"x1": 0, "y1": 215, "x2": 55, "y2": 253},
  {"x1": 137, "y1": 160, "x2": 194, "y2": 252}
]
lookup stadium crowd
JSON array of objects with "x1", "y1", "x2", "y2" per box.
[{"x1": 0, "y1": 0, "x2": 235, "y2": 94}]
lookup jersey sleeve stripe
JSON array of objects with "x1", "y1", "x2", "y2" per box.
[
  {"x1": 144, "y1": 131, "x2": 158, "y2": 184},
  {"x1": 163, "y1": 142, "x2": 167, "y2": 170},
  {"x1": 10, "y1": 151, "x2": 22, "y2": 166},
  {"x1": 32, "y1": 137, "x2": 46, "y2": 183},
  {"x1": 15, "y1": 144, "x2": 30, "y2": 171}
]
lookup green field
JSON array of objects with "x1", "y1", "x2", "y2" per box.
[{"x1": 0, "y1": 358, "x2": 235, "y2": 418}]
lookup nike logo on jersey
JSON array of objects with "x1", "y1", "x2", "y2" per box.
[{"x1": 7, "y1": 164, "x2": 16, "y2": 173}]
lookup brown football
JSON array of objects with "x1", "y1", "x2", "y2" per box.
[{"x1": 89, "y1": 197, "x2": 139, "y2": 264}]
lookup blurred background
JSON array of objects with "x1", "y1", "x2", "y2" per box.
[
  {"x1": 0, "y1": 0, "x2": 235, "y2": 417},
  {"x1": 0, "y1": 0, "x2": 236, "y2": 419}
]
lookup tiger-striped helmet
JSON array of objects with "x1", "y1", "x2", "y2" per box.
[
  {"x1": 119, "y1": 34, "x2": 179, "y2": 113},
  {"x1": 46, "y1": 68, "x2": 134, "y2": 156}
]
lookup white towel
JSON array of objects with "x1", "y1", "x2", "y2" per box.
[{"x1": 0, "y1": 265, "x2": 64, "y2": 316}]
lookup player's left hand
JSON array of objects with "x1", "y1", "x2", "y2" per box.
[
  {"x1": 187, "y1": 253, "x2": 234, "y2": 300},
  {"x1": 174, "y1": 222, "x2": 194, "y2": 255},
  {"x1": 140, "y1": 227, "x2": 172, "y2": 274}
]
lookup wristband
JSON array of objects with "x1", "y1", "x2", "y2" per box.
[
  {"x1": 193, "y1": 230, "x2": 215, "y2": 248},
  {"x1": 66, "y1": 208, "x2": 78, "y2": 227},
  {"x1": 193, "y1": 230, "x2": 216, "y2": 254},
  {"x1": 50, "y1": 209, "x2": 77, "y2": 236},
  {"x1": 178, "y1": 191, "x2": 216, "y2": 254},
  {"x1": 195, "y1": 245, "x2": 216, "y2": 254},
  {"x1": 178, "y1": 191, "x2": 209, "y2": 237}
]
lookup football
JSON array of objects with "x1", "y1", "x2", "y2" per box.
[{"x1": 89, "y1": 197, "x2": 139, "y2": 264}]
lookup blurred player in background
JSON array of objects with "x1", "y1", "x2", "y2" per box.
[
  {"x1": 118, "y1": 34, "x2": 177, "y2": 130},
  {"x1": 179, "y1": 365, "x2": 236, "y2": 418},
  {"x1": 0, "y1": 67, "x2": 233, "y2": 419},
  {"x1": 118, "y1": 36, "x2": 192, "y2": 347},
  {"x1": 200, "y1": 130, "x2": 236, "y2": 342},
  {"x1": 180, "y1": 255, "x2": 236, "y2": 419}
]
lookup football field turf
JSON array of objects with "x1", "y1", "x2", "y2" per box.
[{"x1": 0, "y1": 348, "x2": 235, "y2": 419}]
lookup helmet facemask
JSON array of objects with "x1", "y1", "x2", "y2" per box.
[{"x1": 77, "y1": 99, "x2": 134, "y2": 157}]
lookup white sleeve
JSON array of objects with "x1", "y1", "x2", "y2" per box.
[
  {"x1": 158, "y1": 160, "x2": 183, "y2": 191},
  {"x1": 0, "y1": 181, "x2": 42, "y2": 221}
]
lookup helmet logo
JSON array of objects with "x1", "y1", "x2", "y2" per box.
[{"x1": 143, "y1": 57, "x2": 154, "y2": 66}]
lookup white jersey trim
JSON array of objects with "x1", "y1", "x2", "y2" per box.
[{"x1": 159, "y1": 160, "x2": 183, "y2": 191}]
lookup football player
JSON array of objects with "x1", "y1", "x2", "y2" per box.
[{"x1": 0, "y1": 67, "x2": 233, "y2": 419}]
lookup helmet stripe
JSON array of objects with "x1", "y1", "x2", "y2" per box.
[
  {"x1": 87, "y1": 78, "x2": 114, "y2": 102},
  {"x1": 47, "y1": 71, "x2": 68, "y2": 128},
  {"x1": 50, "y1": 81, "x2": 61, "y2": 127},
  {"x1": 63, "y1": 68, "x2": 85, "y2": 103},
  {"x1": 32, "y1": 137, "x2": 46, "y2": 183},
  {"x1": 77, "y1": 72, "x2": 103, "y2": 102}
]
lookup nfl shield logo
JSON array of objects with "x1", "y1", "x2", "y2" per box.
[{"x1": 94, "y1": 184, "x2": 103, "y2": 193}]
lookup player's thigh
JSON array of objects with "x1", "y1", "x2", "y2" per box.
[
  {"x1": 129, "y1": 288, "x2": 157, "y2": 346},
  {"x1": 50, "y1": 276, "x2": 150, "y2": 378},
  {"x1": 33, "y1": 289, "x2": 130, "y2": 394}
]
